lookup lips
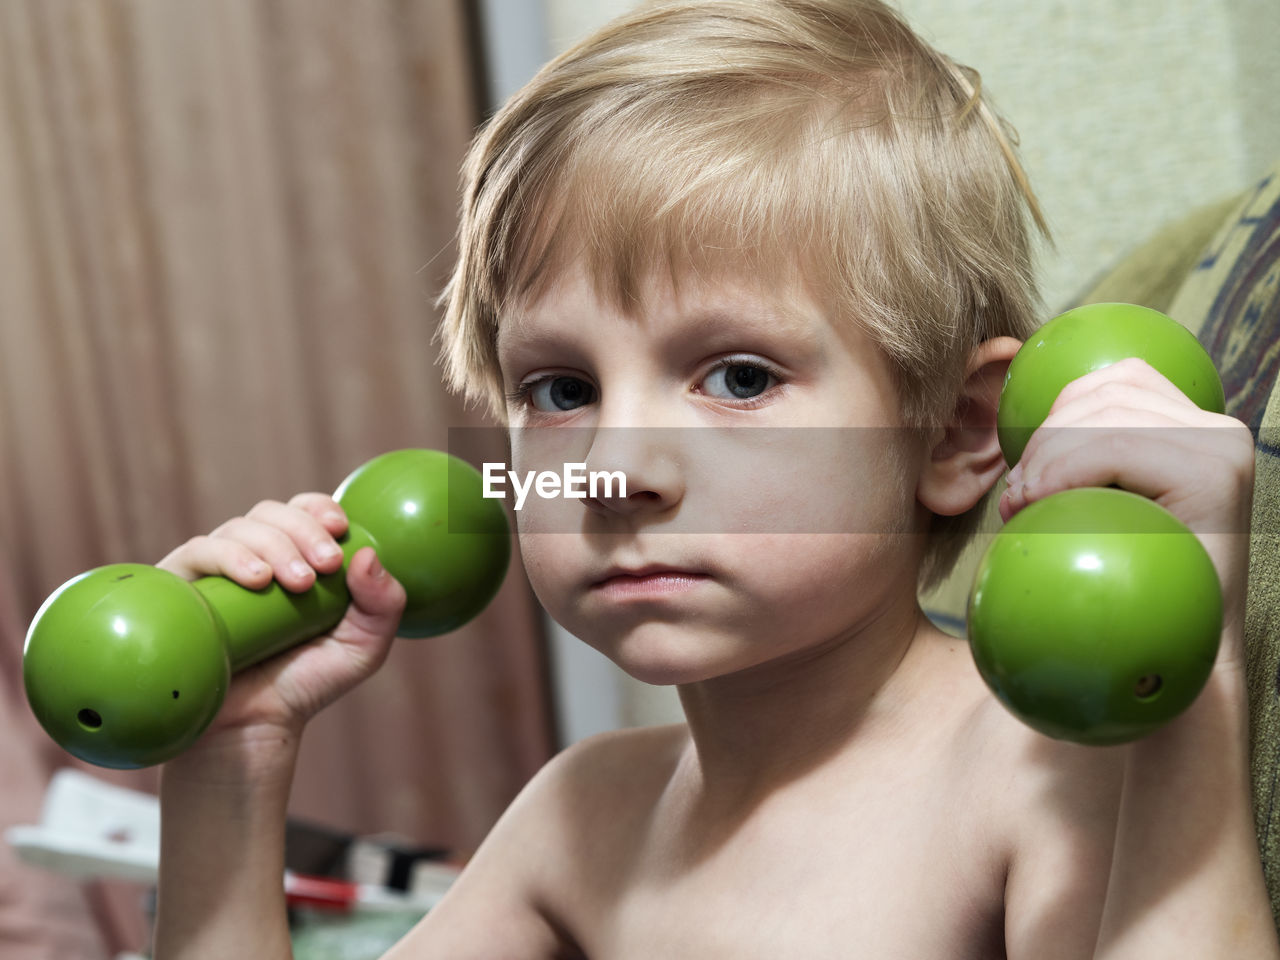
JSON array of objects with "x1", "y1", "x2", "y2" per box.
[
  {"x1": 594, "y1": 563, "x2": 705, "y2": 584},
  {"x1": 591, "y1": 564, "x2": 711, "y2": 597}
]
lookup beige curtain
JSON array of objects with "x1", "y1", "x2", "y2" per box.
[{"x1": 0, "y1": 1, "x2": 554, "y2": 955}]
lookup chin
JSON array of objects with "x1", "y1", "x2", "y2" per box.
[{"x1": 583, "y1": 619, "x2": 753, "y2": 687}]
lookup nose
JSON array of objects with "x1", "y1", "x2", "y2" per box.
[{"x1": 582, "y1": 411, "x2": 685, "y2": 520}]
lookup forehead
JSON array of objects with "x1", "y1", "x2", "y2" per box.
[{"x1": 496, "y1": 259, "x2": 834, "y2": 354}]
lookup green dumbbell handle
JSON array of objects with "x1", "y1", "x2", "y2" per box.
[{"x1": 191, "y1": 521, "x2": 380, "y2": 673}]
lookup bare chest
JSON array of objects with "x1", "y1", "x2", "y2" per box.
[{"x1": 566, "y1": 762, "x2": 1008, "y2": 960}]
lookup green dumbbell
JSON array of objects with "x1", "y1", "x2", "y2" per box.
[
  {"x1": 968, "y1": 303, "x2": 1227, "y2": 745},
  {"x1": 23, "y1": 449, "x2": 510, "y2": 769}
]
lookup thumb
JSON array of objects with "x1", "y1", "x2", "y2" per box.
[{"x1": 338, "y1": 547, "x2": 407, "y2": 644}]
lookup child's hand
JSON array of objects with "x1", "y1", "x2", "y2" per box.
[
  {"x1": 997, "y1": 357, "x2": 1255, "y2": 665},
  {"x1": 156, "y1": 493, "x2": 407, "y2": 748}
]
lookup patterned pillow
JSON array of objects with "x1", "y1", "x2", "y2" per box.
[{"x1": 1168, "y1": 166, "x2": 1280, "y2": 918}]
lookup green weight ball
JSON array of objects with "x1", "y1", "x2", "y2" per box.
[
  {"x1": 24, "y1": 564, "x2": 232, "y2": 769},
  {"x1": 23, "y1": 449, "x2": 510, "y2": 769},
  {"x1": 334, "y1": 450, "x2": 511, "y2": 637},
  {"x1": 968, "y1": 488, "x2": 1221, "y2": 745},
  {"x1": 997, "y1": 302, "x2": 1225, "y2": 469}
]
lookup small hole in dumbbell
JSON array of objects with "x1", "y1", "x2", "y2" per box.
[
  {"x1": 77, "y1": 708, "x2": 103, "y2": 730},
  {"x1": 1134, "y1": 674, "x2": 1163, "y2": 700},
  {"x1": 172, "y1": 690, "x2": 180, "y2": 699}
]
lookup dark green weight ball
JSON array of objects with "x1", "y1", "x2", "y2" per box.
[{"x1": 968, "y1": 488, "x2": 1221, "y2": 745}]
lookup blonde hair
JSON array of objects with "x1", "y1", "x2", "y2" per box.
[{"x1": 439, "y1": 0, "x2": 1048, "y2": 592}]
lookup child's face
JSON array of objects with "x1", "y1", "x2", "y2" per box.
[{"x1": 496, "y1": 261, "x2": 931, "y2": 685}]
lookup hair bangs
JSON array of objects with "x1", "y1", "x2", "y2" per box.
[{"x1": 501, "y1": 87, "x2": 840, "y2": 322}]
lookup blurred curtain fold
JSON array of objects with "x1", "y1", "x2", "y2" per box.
[{"x1": 0, "y1": 1, "x2": 554, "y2": 955}]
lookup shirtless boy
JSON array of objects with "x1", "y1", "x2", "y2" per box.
[{"x1": 152, "y1": 1, "x2": 1279, "y2": 956}]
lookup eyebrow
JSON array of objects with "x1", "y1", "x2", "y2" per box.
[
  {"x1": 494, "y1": 293, "x2": 827, "y2": 374},
  {"x1": 676, "y1": 304, "x2": 819, "y2": 339},
  {"x1": 654, "y1": 301, "x2": 829, "y2": 367}
]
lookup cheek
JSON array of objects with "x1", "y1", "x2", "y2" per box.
[
  {"x1": 514, "y1": 531, "x2": 579, "y2": 617},
  {"x1": 687, "y1": 428, "x2": 917, "y2": 535},
  {"x1": 719, "y1": 532, "x2": 925, "y2": 653},
  {"x1": 726, "y1": 532, "x2": 913, "y2": 596}
]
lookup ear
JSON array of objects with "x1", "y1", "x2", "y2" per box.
[{"x1": 916, "y1": 336, "x2": 1021, "y2": 517}]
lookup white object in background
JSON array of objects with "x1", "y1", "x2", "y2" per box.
[
  {"x1": 7, "y1": 769, "x2": 456, "y2": 914},
  {"x1": 5, "y1": 768, "x2": 160, "y2": 883}
]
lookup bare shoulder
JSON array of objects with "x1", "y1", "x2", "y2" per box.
[
  {"x1": 917, "y1": 626, "x2": 1127, "y2": 807},
  {"x1": 501, "y1": 722, "x2": 689, "y2": 849},
  {"x1": 935, "y1": 638, "x2": 1127, "y2": 958},
  {"x1": 388, "y1": 724, "x2": 687, "y2": 959},
  {"x1": 936, "y1": 635, "x2": 1126, "y2": 833},
  {"x1": 563, "y1": 722, "x2": 689, "y2": 792}
]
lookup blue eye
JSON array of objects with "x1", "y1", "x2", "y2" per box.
[
  {"x1": 701, "y1": 361, "x2": 777, "y2": 400},
  {"x1": 527, "y1": 376, "x2": 596, "y2": 411}
]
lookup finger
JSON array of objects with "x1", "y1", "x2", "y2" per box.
[
  {"x1": 1013, "y1": 391, "x2": 1212, "y2": 488},
  {"x1": 1002, "y1": 424, "x2": 1232, "y2": 522},
  {"x1": 288, "y1": 492, "x2": 349, "y2": 537},
  {"x1": 1044, "y1": 387, "x2": 1217, "y2": 440},
  {"x1": 211, "y1": 515, "x2": 323, "y2": 592},
  {"x1": 242, "y1": 500, "x2": 346, "y2": 575},
  {"x1": 1049, "y1": 357, "x2": 1198, "y2": 417},
  {"x1": 344, "y1": 548, "x2": 407, "y2": 631},
  {"x1": 330, "y1": 548, "x2": 407, "y2": 673},
  {"x1": 156, "y1": 534, "x2": 274, "y2": 588}
]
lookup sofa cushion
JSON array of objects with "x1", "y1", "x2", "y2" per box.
[{"x1": 1167, "y1": 166, "x2": 1280, "y2": 916}]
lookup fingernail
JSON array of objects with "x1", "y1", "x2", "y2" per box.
[
  {"x1": 289, "y1": 560, "x2": 313, "y2": 581},
  {"x1": 325, "y1": 511, "x2": 345, "y2": 527},
  {"x1": 369, "y1": 555, "x2": 385, "y2": 579},
  {"x1": 247, "y1": 559, "x2": 269, "y2": 576},
  {"x1": 1007, "y1": 463, "x2": 1022, "y2": 485},
  {"x1": 314, "y1": 542, "x2": 341, "y2": 563}
]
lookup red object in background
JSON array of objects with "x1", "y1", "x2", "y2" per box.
[{"x1": 285, "y1": 872, "x2": 362, "y2": 914}]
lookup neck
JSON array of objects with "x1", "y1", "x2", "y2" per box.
[{"x1": 674, "y1": 590, "x2": 938, "y2": 811}]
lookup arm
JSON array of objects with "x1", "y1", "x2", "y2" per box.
[
  {"x1": 1094, "y1": 576, "x2": 1276, "y2": 955},
  {"x1": 150, "y1": 496, "x2": 405, "y2": 959},
  {"x1": 1001, "y1": 736, "x2": 1126, "y2": 960},
  {"x1": 153, "y1": 493, "x2": 577, "y2": 960},
  {"x1": 383, "y1": 740, "x2": 595, "y2": 960},
  {"x1": 154, "y1": 730, "x2": 300, "y2": 958},
  {"x1": 157, "y1": 655, "x2": 579, "y2": 960},
  {"x1": 1000, "y1": 667, "x2": 1275, "y2": 958},
  {"x1": 1000, "y1": 359, "x2": 1279, "y2": 957}
]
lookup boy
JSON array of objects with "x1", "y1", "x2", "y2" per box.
[{"x1": 152, "y1": 1, "x2": 1278, "y2": 956}]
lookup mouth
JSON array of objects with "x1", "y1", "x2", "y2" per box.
[{"x1": 591, "y1": 565, "x2": 712, "y2": 598}]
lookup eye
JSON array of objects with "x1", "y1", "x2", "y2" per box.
[
  {"x1": 523, "y1": 375, "x2": 597, "y2": 412},
  {"x1": 700, "y1": 359, "x2": 779, "y2": 401}
]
